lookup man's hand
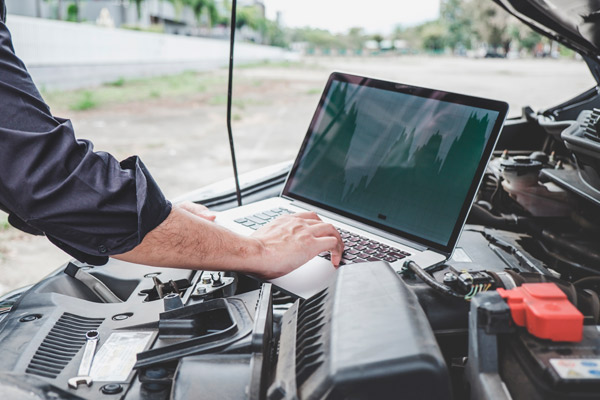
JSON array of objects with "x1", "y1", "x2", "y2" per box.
[
  {"x1": 249, "y1": 212, "x2": 344, "y2": 279},
  {"x1": 113, "y1": 205, "x2": 344, "y2": 280},
  {"x1": 177, "y1": 201, "x2": 216, "y2": 221}
]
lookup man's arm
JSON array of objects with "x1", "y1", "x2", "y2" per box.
[
  {"x1": 114, "y1": 203, "x2": 344, "y2": 279},
  {"x1": 0, "y1": 17, "x2": 343, "y2": 277},
  {"x1": 0, "y1": 19, "x2": 172, "y2": 264}
]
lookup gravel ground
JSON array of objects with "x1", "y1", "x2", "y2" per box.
[{"x1": 0, "y1": 55, "x2": 594, "y2": 294}]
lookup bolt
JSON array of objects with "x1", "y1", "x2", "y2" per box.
[
  {"x1": 101, "y1": 384, "x2": 123, "y2": 395},
  {"x1": 19, "y1": 315, "x2": 39, "y2": 322},
  {"x1": 112, "y1": 313, "x2": 131, "y2": 321},
  {"x1": 46, "y1": 391, "x2": 59, "y2": 400},
  {"x1": 443, "y1": 273, "x2": 457, "y2": 284},
  {"x1": 195, "y1": 287, "x2": 207, "y2": 295}
]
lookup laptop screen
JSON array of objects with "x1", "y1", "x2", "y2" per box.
[{"x1": 283, "y1": 72, "x2": 508, "y2": 254}]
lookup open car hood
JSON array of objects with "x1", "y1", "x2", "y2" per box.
[{"x1": 494, "y1": 0, "x2": 600, "y2": 82}]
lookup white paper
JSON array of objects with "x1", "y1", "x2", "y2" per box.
[
  {"x1": 90, "y1": 331, "x2": 153, "y2": 382},
  {"x1": 451, "y1": 247, "x2": 472, "y2": 263}
]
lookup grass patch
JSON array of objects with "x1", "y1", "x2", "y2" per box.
[
  {"x1": 42, "y1": 68, "x2": 278, "y2": 113},
  {"x1": 306, "y1": 88, "x2": 322, "y2": 95},
  {"x1": 559, "y1": 47, "x2": 576, "y2": 58},
  {"x1": 70, "y1": 91, "x2": 98, "y2": 111},
  {"x1": 208, "y1": 95, "x2": 248, "y2": 108},
  {"x1": 236, "y1": 60, "x2": 305, "y2": 69},
  {"x1": 0, "y1": 214, "x2": 10, "y2": 231},
  {"x1": 121, "y1": 24, "x2": 165, "y2": 34},
  {"x1": 106, "y1": 77, "x2": 126, "y2": 87},
  {"x1": 43, "y1": 71, "x2": 228, "y2": 112}
]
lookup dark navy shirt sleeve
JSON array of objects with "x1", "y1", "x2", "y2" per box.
[{"x1": 0, "y1": 14, "x2": 172, "y2": 265}]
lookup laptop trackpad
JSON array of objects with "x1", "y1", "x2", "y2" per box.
[{"x1": 269, "y1": 257, "x2": 337, "y2": 299}]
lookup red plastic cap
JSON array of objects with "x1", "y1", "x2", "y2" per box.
[{"x1": 496, "y1": 283, "x2": 583, "y2": 342}]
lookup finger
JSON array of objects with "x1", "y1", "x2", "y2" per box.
[
  {"x1": 292, "y1": 211, "x2": 322, "y2": 221},
  {"x1": 198, "y1": 213, "x2": 216, "y2": 222},
  {"x1": 178, "y1": 202, "x2": 215, "y2": 220},
  {"x1": 306, "y1": 222, "x2": 342, "y2": 241},
  {"x1": 178, "y1": 201, "x2": 210, "y2": 214},
  {"x1": 301, "y1": 222, "x2": 343, "y2": 266},
  {"x1": 267, "y1": 215, "x2": 322, "y2": 231},
  {"x1": 193, "y1": 203, "x2": 210, "y2": 212},
  {"x1": 315, "y1": 236, "x2": 345, "y2": 267}
]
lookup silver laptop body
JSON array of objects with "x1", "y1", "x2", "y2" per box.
[{"x1": 216, "y1": 72, "x2": 509, "y2": 298}]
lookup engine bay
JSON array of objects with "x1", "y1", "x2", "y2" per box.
[{"x1": 2, "y1": 107, "x2": 600, "y2": 399}]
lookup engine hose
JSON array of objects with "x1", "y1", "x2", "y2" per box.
[
  {"x1": 540, "y1": 229, "x2": 600, "y2": 265},
  {"x1": 470, "y1": 204, "x2": 600, "y2": 266},
  {"x1": 537, "y1": 241, "x2": 600, "y2": 276},
  {"x1": 404, "y1": 261, "x2": 464, "y2": 298},
  {"x1": 468, "y1": 203, "x2": 522, "y2": 229},
  {"x1": 574, "y1": 276, "x2": 600, "y2": 287}
]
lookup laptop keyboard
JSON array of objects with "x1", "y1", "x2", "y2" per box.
[
  {"x1": 328, "y1": 228, "x2": 411, "y2": 265},
  {"x1": 234, "y1": 208, "x2": 412, "y2": 266}
]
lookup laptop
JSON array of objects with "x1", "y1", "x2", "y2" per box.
[{"x1": 216, "y1": 72, "x2": 508, "y2": 298}]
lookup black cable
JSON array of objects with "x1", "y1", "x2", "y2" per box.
[
  {"x1": 226, "y1": 0, "x2": 242, "y2": 206},
  {"x1": 470, "y1": 204, "x2": 600, "y2": 270},
  {"x1": 537, "y1": 241, "x2": 600, "y2": 276},
  {"x1": 404, "y1": 261, "x2": 464, "y2": 298},
  {"x1": 490, "y1": 176, "x2": 503, "y2": 207},
  {"x1": 574, "y1": 276, "x2": 600, "y2": 286},
  {"x1": 540, "y1": 229, "x2": 600, "y2": 265}
]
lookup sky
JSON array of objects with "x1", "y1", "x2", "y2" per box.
[{"x1": 261, "y1": 1, "x2": 441, "y2": 34}]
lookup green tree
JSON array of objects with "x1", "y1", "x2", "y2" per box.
[
  {"x1": 43, "y1": 0, "x2": 64, "y2": 20},
  {"x1": 167, "y1": 0, "x2": 185, "y2": 18},
  {"x1": 262, "y1": 20, "x2": 287, "y2": 48},
  {"x1": 234, "y1": 4, "x2": 287, "y2": 45},
  {"x1": 346, "y1": 27, "x2": 366, "y2": 50},
  {"x1": 290, "y1": 27, "x2": 343, "y2": 49},
  {"x1": 466, "y1": 0, "x2": 511, "y2": 49},
  {"x1": 370, "y1": 33, "x2": 384, "y2": 50},
  {"x1": 235, "y1": 5, "x2": 262, "y2": 30},
  {"x1": 420, "y1": 21, "x2": 446, "y2": 51},
  {"x1": 130, "y1": 0, "x2": 144, "y2": 21},
  {"x1": 394, "y1": 24, "x2": 422, "y2": 50},
  {"x1": 508, "y1": 23, "x2": 542, "y2": 52},
  {"x1": 184, "y1": 0, "x2": 219, "y2": 27},
  {"x1": 440, "y1": 0, "x2": 473, "y2": 50},
  {"x1": 66, "y1": 2, "x2": 79, "y2": 22}
]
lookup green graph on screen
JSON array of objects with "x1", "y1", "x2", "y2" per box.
[{"x1": 289, "y1": 81, "x2": 498, "y2": 245}]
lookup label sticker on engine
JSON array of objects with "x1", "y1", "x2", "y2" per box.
[
  {"x1": 451, "y1": 248, "x2": 472, "y2": 263},
  {"x1": 90, "y1": 331, "x2": 154, "y2": 382},
  {"x1": 550, "y1": 358, "x2": 600, "y2": 380}
]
